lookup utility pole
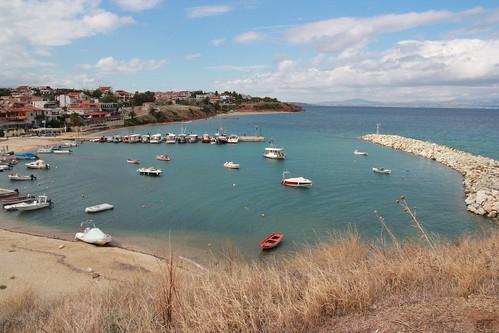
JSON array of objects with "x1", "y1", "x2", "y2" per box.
[{"x1": 376, "y1": 123, "x2": 381, "y2": 135}]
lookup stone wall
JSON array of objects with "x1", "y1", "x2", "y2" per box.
[{"x1": 362, "y1": 134, "x2": 499, "y2": 221}]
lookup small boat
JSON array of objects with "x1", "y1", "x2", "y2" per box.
[
  {"x1": 75, "y1": 221, "x2": 112, "y2": 245},
  {"x1": 61, "y1": 141, "x2": 78, "y2": 148},
  {"x1": 372, "y1": 167, "x2": 391, "y2": 174},
  {"x1": 127, "y1": 159, "x2": 140, "y2": 164},
  {"x1": 137, "y1": 167, "x2": 162, "y2": 176},
  {"x1": 177, "y1": 134, "x2": 187, "y2": 144},
  {"x1": 129, "y1": 134, "x2": 141, "y2": 143},
  {"x1": 150, "y1": 134, "x2": 163, "y2": 144},
  {"x1": 0, "y1": 188, "x2": 19, "y2": 198},
  {"x1": 8, "y1": 173, "x2": 36, "y2": 181},
  {"x1": 98, "y1": 136, "x2": 107, "y2": 143},
  {"x1": 0, "y1": 164, "x2": 12, "y2": 171},
  {"x1": 53, "y1": 149, "x2": 72, "y2": 154},
  {"x1": 4, "y1": 195, "x2": 51, "y2": 211},
  {"x1": 140, "y1": 134, "x2": 150, "y2": 143},
  {"x1": 37, "y1": 147, "x2": 53, "y2": 154},
  {"x1": 201, "y1": 134, "x2": 211, "y2": 143},
  {"x1": 227, "y1": 135, "x2": 239, "y2": 144},
  {"x1": 281, "y1": 171, "x2": 312, "y2": 187},
  {"x1": 105, "y1": 136, "x2": 113, "y2": 142},
  {"x1": 156, "y1": 154, "x2": 170, "y2": 161},
  {"x1": 112, "y1": 135, "x2": 122, "y2": 143},
  {"x1": 259, "y1": 233, "x2": 284, "y2": 250},
  {"x1": 26, "y1": 160, "x2": 50, "y2": 169},
  {"x1": 122, "y1": 135, "x2": 130, "y2": 143},
  {"x1": 354, "y1": 150, "x2": 368, "y2": 156},
  {"x1": 187, "y1": 134, "x2": 198, "y2": 143},
  {"x1": 85, "y1": 203, "x2": 114, "y2": 213},
  {"x1": 15, "y1": 153, "x2": 39, "y2": 160},
  {"x1": 224, "y1": 161, "x2": 240, "y2": 169},
  {"x1": 263, "y1": 147, "x2": 285, "y2": 160},
  {"x1": 165, "y1": 133, "x2": 176, "y2": 144},
  {"x1": 0, "y1": 194, "x2": 34, "y2": 206}
]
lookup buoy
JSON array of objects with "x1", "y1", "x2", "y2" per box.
[
  {"x1": 233, "y1": 183, "x2": 236, "y2": 187},
  {"x1": 261, "y1": 213, "x2": 265, "y2": 217}
]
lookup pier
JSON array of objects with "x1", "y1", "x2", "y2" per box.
[{"x1": 60, "y1": 135, "x2": 265, "y2": 143}]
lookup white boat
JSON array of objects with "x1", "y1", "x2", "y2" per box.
[
  {"x1": 187, "y1": 134, "x2": 198, "y2": 143},
  {"x1": 140, "y1": 134, "x2": 150, "y2": 143},
  {"x1": 8, "y1": 173, "x2": 36, "y2": 181},
  {"x1": 53, "y1": 149, "x2": 72, "y2": 154},
  {"x1": 37, "y1": 147, "x2": 53, "y2": 154},
  {"x1": 89, "y1": 138, "x2": 100, "y2": 142},
  {"x1": 224, "y1": 161, "x2": 240, "y2": 169},
  {"x1": 281, "y1": 171, "x2": 312, "y2": 187},
  {"x1": 372, "y1": 167, "x2": 391, "y2": 174},
  {"x1": 227, "y1": 135, "x2": 239, "y2": 144},
  {"x1": 137, "y1": 167, "x2": 162, "y2": 176},
  {"x1": 354, "y1": 150, "x2": 368, "y2": 156},
  {"x1": 150, "y1": 133, "x2": 163, "y2": 144},
  {"x1": 75, "y1": 221, "x2": 112, "y2": 245},
  {"x1": 4, "y1": 195, "x2": 51, "y2": 211},
  {"x1": 105, "y1": 136, "x2": 113, "y2": 142},
  {"x1": 122, "y1": 135, "x2": 130, "y2": 143},
  {"x1": 0, "y1": 188, "x2": 19, "y2": 198},
  {"x1": 112, "y1": 135, "x2": 122, "y2": 143},
  {"x1": 26, "y1": 160, "x2": 50, "y2": 169},
  {"x1": 85, "y1": 203, "x2": 114, "y2": 213},
  {"x1": 156, "y1": 154, "x2": 171, "y2": 161},
  {"x1": 129, "y1": 134, "x2": 141, "y2": 143},
  {"x1": 202, "y1": 134, "x2": 211, "y2": 143},
  {"x1": 165, "y1": 133, "x2": 176, "y2": 144},
  {"x1": 263, "y1": 147, "x2": 285, "y2": 160},
  {"x1": 177, "y1": 134, "x2": 187, "y2": 144},
  {"x1": 127, "y1": 159, "x2": 140, "y2": 164},
  {"x1": 0, "y1": 164, "x2": 12, "y2": 171},
  {"x1": 61, "y1": 141, "x2": 78, "y2": 148}
]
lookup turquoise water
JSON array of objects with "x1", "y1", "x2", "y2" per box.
[{"x1": 0, "y1": 106, "x2": 497, "y2": 259}]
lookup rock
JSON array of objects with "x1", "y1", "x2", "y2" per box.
[
  {"x1": 91, "y1": 273, "x2": 100, "y2": 279},
  {"x1": 86, "y1": 267, "x2": 93, "y2": 273},
  {"x1": 58, "y1": 244, "x2": 65, "y2": 249}
]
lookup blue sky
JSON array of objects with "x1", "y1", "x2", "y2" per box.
[{"x1": 2, "y1": 1, "x2": 499, "y2": 103}]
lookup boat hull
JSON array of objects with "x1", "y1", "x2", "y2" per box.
[{"x1": 260, "y1": 233, "x2": 284, "y2": 250}]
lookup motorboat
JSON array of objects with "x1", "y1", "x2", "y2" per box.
[
  {"x1": 227, "y1": 135, "x2": 239, "y2": 144},
  {"x1": 129, "y1": 134, "x2": 141, "y2": 143},
  {"x1": 127, "y1": 159, "x2": 140, "y2": 164},
  {"x1": 260, "y1": 233, "x2": 284, "y2": 250},
  {"x1": 354, "y1": 150, "x2": 368, "y2": 156},
  {"x1": 112, "y1": 135, "x2": 122, "y2": 143},
  {"x1": 187, "y1": 134, "x2": 198, "y2": 143},
  {"x1": 216, "y1": 135, "x2": 228, "y2": 144},
  {"x1": 53, "y1": 149, "x2": 72, "y2": 154},
  {"x1": 0, "y1": 164, "x2": 12, "y2": 171},
  {"x1": 98, "y1": 136, "x2": 107, "y2": 143},
  {"x1": 1, "y1": 194, "x2": 34, "y2": 206},
  {"x1": 4, "y1": 195, "x2": 51, "y2": 211},
  {"x1": 37, "y1": 147, "x2": 53, "y2": 154},
  {"x1": 122, "y1": 135, "x2": 130, "y2": 143},
  {"x1": 61, "y1": 141, "x2": 78, "y2": 148},
  {"x1": 281, "y1": 171, "x2": 312, "y2": 187},
  {"x1": 224, "y1": 161, "x2": 240, "y2": 169},
  {"x1": 156, "y1": 154, "x2": 171, "y2": 161},
  {"x1": 8, "y1": 173, "x2": 36, "y2": 181},
  {"x1": 201, "y1": 134, "x2": 211, "y2": 143},
  {"x1": 75, "y1": 221, "x2": 112, "y2": 245},
  {"x1": 263, "y1": 147, "x2": 285, "y2": 159},
  {"x1": 105, "y1": 136, "x2": 114, "y2": 142},
  {"x1": 165, "y1": 133, "x2": 176, "y2": 144},
  {"x1": 15, "y1": 153, "x2": 38, "y2": 160},
  {"x1": 177, "y1": 134, "x2": 187, "y2": 144},
  {"x1": 85, "y1": 203, "x2": 114, "y2": 213},
  {"x1": 372, "y1": 167, "x2": 391, "y2": 174},
  {"x1": 0, "y1": 188, "x2": 19, "y2": 198},
  {"x1": 140, "y1": 134, "x2": 150, "y2": 143},
  {"x1": 150, "y1": 134, "x2": 163, "y2": 144},
  {"x1": 26, "y1": 160, "x2": 50, "y2": 169},
  {"x1": 137, "y1": 167, "x2": 162, "y2": 176}
]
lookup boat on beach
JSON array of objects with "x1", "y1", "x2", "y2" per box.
[
  {"x1": 354, "y1": 150, "x2": 368, "y2": 156},
  {"x1": 127, "y1": 159, "x2": 140, "y2": 164},
  {"x1": 26, "y1": 160, "x2": 50, "y2": 169},
  {"x1": 8, "y1": 173, "x2": 36, "y2": 181},
  {"x1": 260, "y1": 233, "x2": 284, "y2": 250},
  {"x1": 372, "y1": 167, "x2": 391, "y2": 174},
  {"x1": 156, "y1": 154, "x2": 170, "y2": 161},
  {"x1": 0, "y1": 188, "x2": 19, "y2": 198},
  {"x1": 75, "y1": 221, "x2": 112, "y2": 245},
  {"x1": 4, "y1": 195, "x2": 51, "y2": 211},
  {"x1": 137, "y1": 167, "x2": 162, "y2": 176},
  {"x1": 85, "y1": 203, "x2": 114, "y2": 213},
  {"x1": 281, "y1": 171, "x2": 312, "y2": 187},
  {"x1": 224, "y1": 161, "x2": 240, "y2": 169}
]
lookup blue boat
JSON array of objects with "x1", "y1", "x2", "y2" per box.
[{"x1": 15, "y1": 153, "x2": 39, "y2": 160}]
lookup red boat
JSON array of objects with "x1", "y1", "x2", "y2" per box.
[
  {"x1": 0, "y1": 188, "x2": 19, "y2": 198},
  {"x1": 127, "y1": 159, "x2": 140, "y2": 164},
  {"x1": 0, "y1": 194, "x2": 33, "y2": 205},
  {"x1": 99, "y1": 136, "x2": 107, "y2": 143},
  {"x1": 259, "y1": 233, "x2": 284, "y2": 250}
]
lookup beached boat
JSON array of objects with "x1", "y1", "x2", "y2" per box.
[
  {"x1": 263, "y1": 147, "x2": 285, "y2": 160},
  {"x1": 15, "y1": 153, "x2": 38, "y2": 160},
  {"x1": 85, "y1": 203, "x2": 114, "y2": 213},
  {"x1": 0, "y1": 188, "x2": 19, "y2": 198},
  {"x1": 75, "y1": 221, "x2": 112, "y2": 245},
  {"x1": 150, "y1": 134, "x2": 163, "y2": 144},
  {"x1": 8, "y1": 173, "x2": 36, "y2": 181},
  {"x1": 127, "y1": 159, "x2": 140, "y2": 164},
  {"x1": 260, "y1": 233, "x2": 284, "y2": 250},
  {"x1": 281, "y1": 171, "x2": 312, "y2": 187},
  {"x1": 53, "y1": 149, "x2": 72, "y2": 154},
  {"x1": 227, "y1": 135, "x2": 239, "y2": 144},
  {"x1": 0, "y1": 194, "x2": 34, "y2": 206},
  {"x1": 26, "y1": 160, "x2": 50, "y2": 169},
  {"x1": 137, "y1": 167, "x2": 162, "y2": 176},
  {"x1": 141, "y1": 134, "x2": 150, "y2": 143},
  {"x1": 187, "y1": 134, "x2": 198, "y2": 143},
  {"x1": 37, "y1": 147, "x2": 53, "y2": 154},
  {"x1": 4, "y1": 195, "x2": 51, "y2": 211},
  {"x1": 354, "y1": 150, "x2": 368, "y2": 156},
  {"x1": 224, "y1": 161, "x2": 240, "y2": 169},
  {"x1": 372, "y1": 167, "x2": 391, "y2": 174},
  {"x1": 165, "y1": 133, "x2": 176, "y2": 144},
  {"x1": 156, "y1": 154, "x2": 171, "y2": 161},
  {"x1": 129, "y1": 134, "x2": 141, "y2": 143}
]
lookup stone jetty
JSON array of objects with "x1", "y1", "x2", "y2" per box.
[{"x1": 362, "y1": 134, "x2": 499, "y2": 221}]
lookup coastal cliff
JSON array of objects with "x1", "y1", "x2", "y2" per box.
[{"x1": 362, "y1": 134, "x2": 499, "y2": 220}]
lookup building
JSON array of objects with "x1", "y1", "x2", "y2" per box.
[
  {"x1": 99, "y1": 86, "x2": 113, "y2": 94},
  {"x1": 100, "y1": 102, "x2": 119, "y2": 113},
  {"x1": 114, "y1": 90, "x2": 131, "y2": 103},
  {"x1": 68, "y1": 102, "x2": 99, "y2": 115},
  {"x1": 3, "y1": 106, "x2": 44, "y2": 123}
]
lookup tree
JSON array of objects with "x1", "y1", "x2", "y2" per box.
[
  {"x1": 100, "y1": 93, "x2": 118, "y2": 103},
  {"x1": 69, "y1": 112, "x2": 82, "y2": 127},
  {"x1": 132, "y1": 91, "x2": 155, "y2": 106},
  {"x1": 91, "y1": 89, "x2": 103, "y2": 99},
  {"x1": 0, "y1": 88, "x2": 10, "y2": 96}
]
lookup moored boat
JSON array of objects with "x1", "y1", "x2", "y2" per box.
[
  {"x1": 26, "y1": 160, "x2": 50, "y2": 169},
  {"x1": 156, "y1": 154, "x2": 171, "y2": 161},
  {"x1": 177, "y1": 134, "x2": 187, "y2": 144},
  {"x1": 53, "y1": 149, "x2": 72, "y2": 154},
  {"x1": 75, "y1": 221, "x2": 112, "y2": 245},
  {"x1": 150, "y1": 133, "x2": 163, "y2": 143},
  {"x1": 98, "y1": 136, "x2": 107, "y2": 143},
  {"x1": 165, "y1": 133, "x2": 176, "y2": 144},
  {"x1": 263, "y1": 147, "x2": 285, "y2": 159},
  {"x1": 353, "y1": 150, "x2": 368, "y2": 156},
  {"x1": 0, "y1": 194, "x2": 34, "y2": 206},
  {"x1": 61, "y1": 141, "x2": 78, "y2": 148},
  {"x1": 0, "y1": 164, "x2": 12, "y2": 171},
  {"x1": 4, "y1": 195, "x2": 51, "y2": 211},
  {"x1": 15, "y1": 153, "x2": 38, "y2": 160},
  {"x1": 37, "y1": 147, "x2": 53, "y2": 154},
  {"x1": 140, "y1": 134, "x2": 150, "y2": 143},
  {"x1": 224, "y1": 161, "x2": 240, "y2": 169},
  {"x1": 112, "y1": 135, "x2": 122, "y2": 143},
  {"x1": 187, "y1": 134, "x2": 198, "y2": 143},
  {"x1": 372, "y1": 167, "x2": 391, "y2": 174},
  {"x1": 127, "y1": 159, "x2": 140, "y2": 164},
  {"x1": 122, "y1": 135, "x2": 130, "y2": 143},
  {"x1": 137, "y1": 167, "x2": 162, "y2": 176},
  {"x1": 281, "y1": 171, "x2": 312, "y2": 187},
  {"x1": 227, "y1": 134, "x2": 239, "y2": 144},
  {"x1": 260, "y1": 233, "x2": 284, "y2": 250},
  {"x1": 0, "y1": 188, "x2": 19, "y2": 198},
  {"x1": 129, "y1": 134, "x2": 141, "y2": 143},
  {"x1": 201, "y1": 134, "x2": 211, "y2": 143},
  {"x1": 85, "y1": 203, "x2": 114, "y2": 213},
  {"x1": 8, "y1": 173, "x2": 36, "y2": 181}
]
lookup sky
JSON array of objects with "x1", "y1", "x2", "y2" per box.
[{"x1": 2, "y1": 0, "x2": 499, "y2": 103}]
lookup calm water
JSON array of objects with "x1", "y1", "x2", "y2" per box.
[{"x1": 1, "y1": 106, "x2": 497, "y2": 260}]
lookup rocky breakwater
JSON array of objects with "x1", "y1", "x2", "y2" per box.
[{"x1": 361, "y1": 134, "x2": 499, "y2": 221}]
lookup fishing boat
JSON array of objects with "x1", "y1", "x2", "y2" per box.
[
  {"x1": 15, "y1": 153, "x2": 38, "y2": 160},
  {"x1": 129, "y1": 134, "x2": 141, "y2": 143},
  {"x1": 112, "y1": 135, "x2": 122, "y2": 143},
  {"x1": 122, "y1": 135, "x2": 130, "y2": 143},
  {"x1": 0, "y1": 194, "x2": 34, "y2": 206},
  {"x1": 4, "y1": 195, "x2": 51, "y2": 211},
  {"x1": 26, "y1": 160, "x2": 50, "y2": 169},
  {"x1": 8, "y1": 173, "x2": 36, "y2": 181},
  {"x1": 37, "y1": 146, "x2": 53, "y2": 154},
  {"x1": 137, "y1": 167, "x2": 162, "y2": 176},
  {"x1": 85, "y1": 203, "x2": 114, "y2": 213},
  {"x1": 53, "y1": 149, "x2": 72, "y2": 154},
  {"x1": 0, "y1": 188, "x2": 19, "y2": 198},
  {"x1": 281, "y1": 171, "x2": 312, "y2": 187},
  {"x1": 353, "y1": 150, "x2": 368, "y2": 156},
  {"x1": 150, "y1": 134, "x2": 163, "y2": 143},
  {"x1": 224, "y1": 161, "x2": 240, "y2": 169},
  {"x1": 187, "y1": 134, "x2": 198, "y2": 143},
  {"x1": 263, "y1": 147, "x2": 285, "y2": 160},
  {"x1": 227, "y1": 135, "x2": 239, "y2": 144},
  {"x1": 156, "y1": 154, "x2": 171, "y2": 161},
  {"x1": 127, "y1": 159, "x2": 140, "y2": 164},
  {"x1": 165, "y1": 133, "x2": 176, "y2": 144},
  {"x1": 372, "y1": 167, "x2": 391, "y2": 174},
  {"x1": 259, "y1": 233, "x2": 284, "y2": 250},
  {"x1": 75, "y1": 221, "x2": 112, "y2": 245}
]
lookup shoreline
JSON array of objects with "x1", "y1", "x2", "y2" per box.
[{"x1": 362, "y1": 134, "x2": 499, "y2": 221}]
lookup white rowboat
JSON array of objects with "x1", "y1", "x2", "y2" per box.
[{"x1": 85, "y1": 203, "x2": 114, "y2": 213}]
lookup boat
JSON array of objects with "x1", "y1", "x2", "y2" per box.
[
  {"x1": 0, "y1": 164, "x2": 12, "y2": 171},
  {"x1": 224, "y1": 161, "x2": 240, "y2": 169},
  {"x1": 0, "y1": 194, "x2": 34, "y2": 206},
  {"x1": 26, "y1": 160, "x2": 50, "y2": 169},
  {"x1": 259, "y1": 233, "x2": 284, "y2": 250},
  {"x1": 37, "y1": 147, "x2": 53, "y2": 154},
  {"x1": 61, "y1": 141, "x2": 78, "y2": 148},
  {"x1": 353, "y1": 150, "x2": 368, "y2": 156},
  {"x1": 122, "y1": 135, "x2": 130, "y2": 143},
  {"x1": 140, "y1": 134, "x2": 150, "y2": 143},
  {"x1": 372, "y1": 167, "x2": 391, "y2": 174},
  {"x1": 150, "y1": 134, "x2": 163, "y2": 144},
  {"x1": 137, "y1": 167, "x2": 162, "y2": 176},
  {"x1": 4, "y1": 195, "x2": 51, "y2": 211},
  {"x1": 215, "y1": 133, "x2": 228, "y2": 144},
  {"x1": 112, "y1": 135, "x2": 122, "y2": 143},
  {"x1": 75, "y1": 221, "x2": 112, "y2": 245},
  {"x1": 127, "y1": 159, "x2": 140, "y2": 164},
  {"x1": 98, "y1": 136, "x2": 107, "y2": 143},
  {"x1": 263, "y1": 147, "x2": 285, "y2": 160},
  {"x1": 0, "y1": 188, "x2": 19, "y2": 198},
  {"x1": 201, "y1": 134, "x2": 211, "y2": 143},
  {"x1": 15, "y1": 153, "x2": 38, "y2": 160},
  {"x1": 281, "y1": 171, "x2": 312, "y2": 187},
  {"x1": 177, "y1": 134, "x2": 187, "y2": 144},
  {"x1": 165, "y1": 133, "x2": 176, "y2": 144},
  {"x1": 8, "y1": 173, "x2": 36, "y2": 181},
  {"x1": 105, "y1": 136, "x2": 113, "y2": 142},
  {"x1": 227, "y1": 135, "x2": 239, "y2": 144},
  {"x1": 156, "y1": 154, "x2": 171, "y2": 161},
  {"x1": 53, "y1": 149, "x2": 72, "y2": 154},
  {"x1": 187, "y1": 134, "x2": 198, "y2": 143},
  {"x1": 129, "y1": 134, "x2": 141, "y2": 143},
  {"x1": 85, "y1": 203, "x2": 114, "y2": 213}
]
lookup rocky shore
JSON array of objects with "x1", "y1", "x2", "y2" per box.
[{"x1": 362, "y1": 134, "x2": 499, "y2": 220}]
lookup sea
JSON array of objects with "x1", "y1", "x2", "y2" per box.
[{"x1": 1, "y1": 106, "x2": 497, "y2": 262}]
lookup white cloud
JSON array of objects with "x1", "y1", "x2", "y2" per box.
[
  {"x1": 82, "y1": 56, "x2": 167, "y2": 73},
  {"x1": 208, "y1": 64, "x2": 268, "y2": 72},
  {"x1": 187, "y1": 5, "x2": 232, "y2": 18},
  {"x1": 234, "y1": 31, "x2": 264, "y2": 44},
  {"x1": 184, "y1": 53, "x2": 201, "y2": 61},
  {"x1": 113, "y1": 0, "x2": 161, "y2": 11},
  {"x1": 211, "y1": 38, "x2": 226, "y2": 47}
]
